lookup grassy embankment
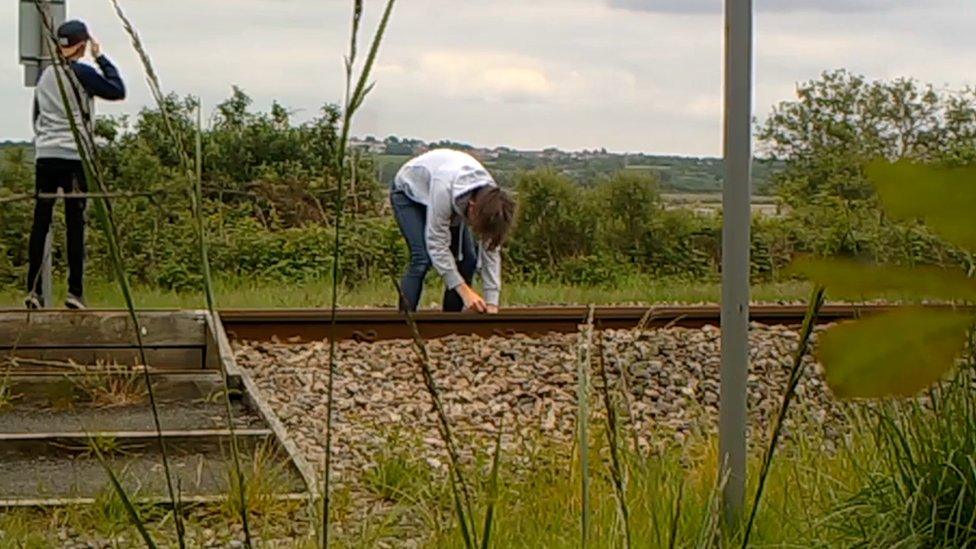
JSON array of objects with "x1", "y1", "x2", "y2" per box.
[{"x1": 0, "y1": 277, "x2": 809, "y2": 309}]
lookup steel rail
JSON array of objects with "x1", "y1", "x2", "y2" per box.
[{"x1": 218, "y1": 304, "x2": 893, "y2": 343}]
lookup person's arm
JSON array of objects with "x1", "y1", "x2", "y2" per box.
[
  {"x1": 71, "y1": 56, "x2": 126, "y2": 101},
  {"x1": 425, "y1": 182, "x2": 487, "y2": 312},
  {"x1": 479, "y1": 245, "x2": 502, "y2": 311}
]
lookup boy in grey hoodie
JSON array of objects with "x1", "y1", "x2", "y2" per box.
[
  {"x1": 25, "y1": 20, "x2": 125, "y2": 309},
  {"x1": 391, "y1": 149, "x2": 517, "y2": 313}
]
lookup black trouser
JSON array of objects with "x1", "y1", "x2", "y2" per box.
[{"x1": 26, "y1": 158, "x2": 87, "y2": 300}]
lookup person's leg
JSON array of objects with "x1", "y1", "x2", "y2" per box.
[
  {"x1": 63, "y1": 161, "x2": 87, "y2": 301},
  {"x1": 391, "y1": 190, "x2": 431, "y2": 311},
  {"x1": 442, "y1": 225, "x2": 477, "y2": 312},
  {"x1": 25, "y1": 160, "x2": 60, "y2": 299}
]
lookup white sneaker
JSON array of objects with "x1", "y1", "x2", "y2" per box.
[
  {"x1": 24, "y1": 292, "x2": 41, "y2": 310},
  {"x1": 65, "y1": 294, "x2": 86, "y2": 310}
]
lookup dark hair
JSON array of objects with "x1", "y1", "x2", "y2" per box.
[{"x1": 469, "y1": 186, "x2": 517, "y2": 251}]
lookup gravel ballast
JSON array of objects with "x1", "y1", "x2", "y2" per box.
[{"x1": 233, "y1": 323, "x2": 845, "y2": 482}]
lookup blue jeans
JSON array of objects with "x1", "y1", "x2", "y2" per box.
[{"x1": 391, "y1": 189, "x2": 476, "y2": 311}]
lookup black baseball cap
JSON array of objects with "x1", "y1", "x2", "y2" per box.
[{"x1": 57, "y1": 20, "x2": 90, "y2": 47}]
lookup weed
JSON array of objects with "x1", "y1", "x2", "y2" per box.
[
  {"x1": 832, "y1": 363, "x2": 976, "y2": 547},
  {"x1": 0, "y1": 509, "x2": 51, "y2": 548},
  {"x1": 224, "y1": 441, "x2": 296, "y2": 521},
  {"x1": 364, "y1": 433, "x2": 433, "y2": 503},
  {"x1": 596, "y1": 331, "x2": 631, "y2": 549},
  {"x1": 0, "y1": 369, "x2": 20, "y2": 410},
  {"x1": 70, "y1": 364, "x2": 148, "y2": 408},
  {"x1": 85, "y1": 435, "x2": 125, "y2": 458},
  {"x1": 576, "y1": 305, "x2": 594, "y2": 546}
]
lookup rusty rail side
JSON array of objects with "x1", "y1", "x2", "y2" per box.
[{"x1": 218, "y1": 304, "x2": 891, "y2": 343}]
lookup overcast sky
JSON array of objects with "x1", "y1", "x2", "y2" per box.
[{"x1": 2, "y1": 0, "x2": 974, "y2": 156}]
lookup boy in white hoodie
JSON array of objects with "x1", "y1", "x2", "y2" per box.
[
  {"x1": 25, "y1": 20, "x2": 125, "y2": 309},
  {"x1": 391, "y1": 149, "x2": 516, "y2": 313}
]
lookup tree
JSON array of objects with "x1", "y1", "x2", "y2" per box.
[
  {"x1": 593, "y1": 171, "x2": 661, "y2": 264},
  {"x1": 509, "y1": 169, "x2": 594, "y2": 273},
  {"x1": 759, "y1": 70, "x2": 976, "y2": 261},
  {"x1": 759, "y1": 69, "x2": 976, "y2": 209}
]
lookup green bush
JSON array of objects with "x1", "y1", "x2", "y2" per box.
[
  {"x1": 508, "y1": 168, "x2": 595, "y2": 276},
  {"x1": 835, "y1": 364, "x2": 976, "y2": 546},
  {"x1": 4, "y1": 74, "x2": 976, "y2": 294}
]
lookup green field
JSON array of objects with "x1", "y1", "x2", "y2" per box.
[{"x1": 0, "y1": 276, "x2": 810, "y2": 310}]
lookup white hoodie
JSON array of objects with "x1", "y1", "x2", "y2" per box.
[{"x1": 393, "y1": 149, "x2": 502, "y2": 305}]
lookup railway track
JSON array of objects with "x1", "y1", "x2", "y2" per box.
[
  {"x1": 0, "y1": 311, "x2": 314, "y2": 506},
  {"x1": 0, "y1": 302, "x2": 895, "y2": 507},
  {"x1": 219, "y1": 304, "x2": 890, "y2": 343}
]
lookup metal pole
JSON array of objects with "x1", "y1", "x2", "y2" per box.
[
  {"x1": 38, "y1": 10, "x2": 53, "y2": 309},
  {"x1": 720, "y1": 0, "x2": 753, "y2": 527}
]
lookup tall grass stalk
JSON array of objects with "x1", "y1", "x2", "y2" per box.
[
  {"x1": 107, "y1": 2, "x2": 251, "y2": 543},
  {"x1": 596, "y1": 334, "x2": 631, "y2": 548},
  {"x1": 322, "y1": 2, "x2": 396, "y2": 546},
  {"x1": 480, "y1": 423, "x2": 504, "y2": 549},
  {"x1": 577, "y1": 305, "x2": 595, "y2": 546},
  {"x1": 694, "y1": 463, "x2": 730, "y2": 549},
  {"x1": 33, "y1": 2, "x2": 183, "y2": 542},
  {"x1": 392, "y1": 277, "x2": 478, "y2": 547},
  {"x1": 741, "y1": 285, "x2": 825, "y2": 548},
  {"x1": 668, "y1": 481, "x2": 684, "y2": 549}
]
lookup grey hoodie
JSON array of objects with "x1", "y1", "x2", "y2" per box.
[
  {"x1": 33, "y1": 55, "x2": 126, "y2": 160},
  {"x1": 393, "y1": 149, "x2": 503, "y2": 305}
]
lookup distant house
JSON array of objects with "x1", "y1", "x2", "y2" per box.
[{"x1": 349, "y1": 139, "x2": 386, "y2": 154}]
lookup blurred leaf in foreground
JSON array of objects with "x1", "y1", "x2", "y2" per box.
[
  {"x1": 817, "y1": 308, "x2": 972, "y2": 398},
  {"x1": 790, "y1": 257, "x2": 976, "y2": 302},
  {"x1": 867, "y1": 161, "x2": 976, "y2": 251}
]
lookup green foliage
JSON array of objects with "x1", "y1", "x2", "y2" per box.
[
  {"x1": 799, "y1": 162, "x2": 976, "y2": 398},
  {"x1": 760, "y1": 69, "x2": 976, "y2": 209},
  {"x1": 509, "y1": 169, "x2": 595, "y2": 275},
  {"x1": 760, "y1": 70, "x2": 976, "y2": 273},
  {"x1": 593, "y1": 170, "x2": 660, "y2": 264},
  {"x1": 869, "y1": 161, "x2": 976, "y2": 251},
  {"x1": 6, "y1": 72, "x2": 976, "y2": 295},
  {"x1": 817, "y1": 308, "x2": 971, "y2": 398},
  {"x1": 834, "y1": 366, "x2": 976, "y2": 547},
  {"x1": 791, "y1": 257, "x2": 976, "y2": 302},
  {"x1": 509, "y1": 168, "x2": 723, "y2": 284},
  {"x1": 0, "y1": 148, "x2": 34, "y2": 285}
]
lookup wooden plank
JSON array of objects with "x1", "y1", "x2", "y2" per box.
[
  {"x1": 0, "y1": 310, "x2": 207, "y2": 347},
  {"x1": 0, "y1": 429, "x2": 272, "y2": 442},
  {"x1": 0, "y1": 347, "x2": 204, "y2": 370},
  {"x1": 0, "y1": 492, "x2": 311, "y2": 508},
  {"x1": 0, "y1": 430, "x2": 278, "y2": 455}
]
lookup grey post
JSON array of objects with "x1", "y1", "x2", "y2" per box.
[
  {"x1": 19, "y1": 0, "x2": 67, "y2": 307},
  {"x1": 720, "y1": 0, "x2": 753, "y2": 526}
]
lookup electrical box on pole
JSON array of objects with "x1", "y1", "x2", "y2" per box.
[{"x1": 19, "y1": 0, "x2": 67, "y2": 87}]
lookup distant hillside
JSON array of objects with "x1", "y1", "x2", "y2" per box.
[
  {"x1": 3, "y1": 136, "x2": 781, "y2": 195},
  {"x1": 0, "y1": 141, "x2": 30, "y2": 152},
  {"x1": 358, "y1": 137, "x2": 781, "y2": 194}
]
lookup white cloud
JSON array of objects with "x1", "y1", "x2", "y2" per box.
[
  {"x1": 609, "y1": 0, "x2": 931, "y2": 14},
  {"x1": 418, "y1": 52, "x2": 553, "y2": 102},
  {"x1": 0, "y1": 0, "x2": 974, "y2": 156}
]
